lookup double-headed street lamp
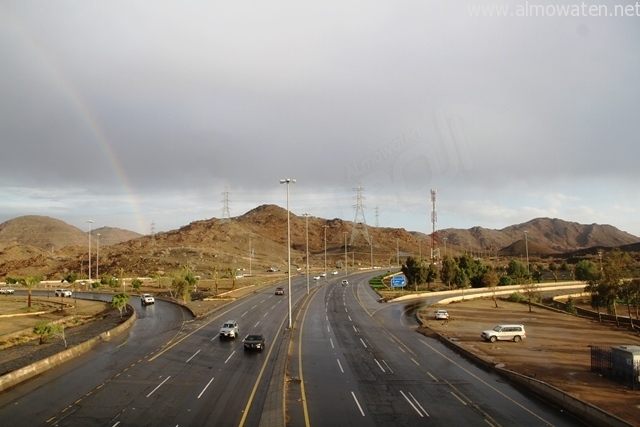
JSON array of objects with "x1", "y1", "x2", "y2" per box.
[
  {"x1": 524, "y1": 230, "x2": 530, "y2": 275},
  {"x1": 87, "y1": 220, "x2": 94, "y2": 284},
  {"x1": 279, "y1": 178, "x2": 296, "y2": 329}
]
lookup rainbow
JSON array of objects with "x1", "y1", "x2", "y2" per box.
[{"x1": 6, "y1": 7, "x2": 147, "y2": 233}]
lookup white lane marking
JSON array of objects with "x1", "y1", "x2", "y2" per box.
[
  {"x1": 146, "y1": 376, "x2": 170, "y2": 397},
  {"x1": 365, "y1": 339, "x2": 374, "y2": 348},
  {"x1": 326, "y1": 315, "x2": 328, "y2": 321},
  {"x1": 345, "y1": 307, "x2": 348, "y2": 313},
  {"x1": 352, "y1": 325, "x2": 358, "y2": 333},
  {"x1": 241, "y1": 311, "x2": 248, "y2": 317},
  {"x1": 337, "y1": 359, "x2": 344, "y2": 373},
  {"x1": 409, "y1": 392, "x2": 429, "y2": 417},
  {"x1": 400, "y1": 390, "x2": 426, "y2": 417},
  {"x1": 330, "y1": 338, "x2": 334, "y2": 348},
  {"x1": 224, "y1": 351, "x2": 236, "y2": 364},
  {"x1": 210, "y1": 335, "x2": 218, "y2": 342},
  {"x1": 254, "y1": 321, "x2": 260, "y2": 327},
  {"x1": 428, "y1": 372, "x2": 438, "y2": 381},
  {"x1": 360, "y1": 338, "x2": 367, "y2": 348},
  {"x1": 398, "y1": 346, "x2": 406, "y2": 353},
  {"x1": 374, "y1": 359, "x2": 386, "y2": 373},
  {"x1": 113, "y1": 422, "x2": 120, "y2": 426},
  {"x1": 450, "y1": 391, "x2": 467, "y2": 405},
  {"x1": 351, "y1": 392, "x2": 365, "y2": 416},
  {"x1": 197, "y1": 377, "x2": 215, "y2": 399},
  {"x1": 410, "y1": 358, "x2": 420, "y2": 366},
  {"x1": 260, "y1": 299, "x2": 265, "y2": 303},
  {"x1": 271, "y1": 304, "x2": 277, "y2": 309},
  {"x1": 327, "y1": 325, "x2": 330, "y2": 333},
  {"x1": 382, "y1": 360, "x2": 394, "y2": 373},
  {"x1": 251, "y1": 305, "x2": 258, "y2": 309},
  {"x1": 263, "y1": 312, "x2": 269, "y2": 317},
  {"x1": 348, "y1": 315, "x2": 352, "y2": 321},
  {"x1": 186, "y1": 349, "x2": 201, "y2": 363}
]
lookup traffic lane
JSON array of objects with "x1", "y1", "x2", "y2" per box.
[
  {"x1": 369, "y1": 301, "x2": 581, "y2": 426},
  {"x1": 0, "y1": 297, "x2": 191, "y2": 427},
  {"x1": 48, "y1": 285, "x2": 290, "y2": 426},
  {"x1": 298, "y1": 281, "x2": 376, "y2": 427}
]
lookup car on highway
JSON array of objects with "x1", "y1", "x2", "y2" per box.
[
  {"x1": 341, "y1": 279, "x2": 348, "y2": 286},
  {"x1": 54, "y1": 289, "x2": 72, "y2": 297},
  {"x1": 141, "y1": 293, "x2": 155, "y2": 305},
  {"x1": 313, "y1": 276, "x2": 320, "y2": 281},
  {"x1": 320, "y1": 272, "x2": 327, "y2": 277},
  {"x1": 220, "y1": 320, "x2": 239, "y2": 339},
  {"x1": 0, "y1": 287, "x2": 15, "y2": 294},
  {"x1": 481, "y1": 324, "x2": 526, "y2": 343},
  {"x1": 275, "y1": 287, "x2": 284, "y2": 295},
  {"x1": 331, "y1": 271, "x2": 338, "y2": 275},
  {"x1": 435, "y1": 310, "x2": 449, "y2": 320},
  {"x1": 243, "y1": 334, "x2": 265, "y2": 351}
]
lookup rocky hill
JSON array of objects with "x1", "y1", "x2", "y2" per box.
[{"x1": 0, "y1": 206, "x2": 638, "y2": 280}]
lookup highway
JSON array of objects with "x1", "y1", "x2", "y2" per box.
[
  {"x1": 289, "y1": 272, "x2": 585, "y2": 426},
  {"x1": 0, "y1": 275, "x2": 589, "y2": 426}
]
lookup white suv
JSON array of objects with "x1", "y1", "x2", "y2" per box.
[
  {"x1": 219, "y1": 320, "x2": 239, "y2": 339},
  {"x1": 481, "y1": 324, "x2": 526, "y2": 343},
  {"x1": 54, "y1": 289, "x2": 72, "y2": 297},
  {"x1": 141, "y1": 293, "x2": 155, "y2": 305}
]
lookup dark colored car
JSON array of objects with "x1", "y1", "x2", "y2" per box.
[
  {"x1": 275, "y1": 287, "x2": 284, "y2": 295},
  {"x1": 243, "y1": 334, "x2": 266, "y2": 351}
]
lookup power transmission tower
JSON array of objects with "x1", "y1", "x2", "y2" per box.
[
  {"x1": 375, "y1": 206, "x2": 379, "y2": 228},
  {"x1": 221, "y1": 187, "x2": 231, "y2": 221},
  {"x1": 350, "y1": 182, "x2": 371, "y2": 246}
]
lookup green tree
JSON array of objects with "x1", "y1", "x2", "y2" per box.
[
  {"x1": 63, "y1": 272, "x2": 78, "y2": 285},
  {"x1": 22, "y1": 276, "x2": 41, "y2": 308},
  {"x1": 33, "y1": 321, "x2": 54, "y2": 344},
  {"x1": 440, "y1": 256, "x2": 456, "y2": 290},
  {"x1": 401, "y1": 257, "x2": 427, "y2": 289},
  {"x1": 425, "y1": 263, "x2": 438, "y2": 291},
  {"x1": 521, "y1": 281, "x2": 540, "y2": 312},
  {"x1": 111, "y1": 293, "x2": 130, "y2": 318},
  {"x1": 549, "y1": 262, "x2": 558, "y2": 282},
  {"x1": 618, "y1": 279, "x2": 640, "y2": 329},
  {"x1": 574, "y1": 260, "x2": 601, "y2": 282},
  {"x1": 507, "y1": 260, "x2": 528, "y2": 284},
  {"x1": 601, "y1": 249, "x2": 635, "y2": 327},
  {"x1": 482, "y1": 268, "x2": 500, "y2": 308},
  {"x1": 131, "y1": 278, "x2": 143, "y2": 291},
  {"x1": 453, "y1": 267, "x2": 470, "y2": 299}
]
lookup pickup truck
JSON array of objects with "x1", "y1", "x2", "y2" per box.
[
  {"x1": 0, "y1": 287, "x2": 15, "y2": 294},
  {"x1": 243, "y1": 334, "x2": 265, "y2": 351},
  {"x1": 219, "y1": 320, "x2": 239, "y2": 339}
]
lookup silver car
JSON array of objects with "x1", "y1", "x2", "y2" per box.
[{"x1": 481, "y1": 324, "x2": 526, "y2": 343}]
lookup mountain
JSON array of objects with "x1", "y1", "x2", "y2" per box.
[
  {"x1": 0, "y1": 216, "x2": 141, "y2": 251},
  {"x1": 0, "y1": 207, "x2": 638, "y2": 280}
]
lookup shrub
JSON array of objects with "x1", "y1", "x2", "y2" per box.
[
  {"x1": 507, "y1": 292, "x2": 525, "y2": 303},
  {"x1": 565, "y1": 297, "x2": 577, "y2": 315}
]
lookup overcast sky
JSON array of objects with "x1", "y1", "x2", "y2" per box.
[{"x1": 2, "y1": 1, "x2": 639, "y2": 238}]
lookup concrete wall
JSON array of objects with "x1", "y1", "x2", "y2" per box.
[{"x1": 0, "y1": 306, "x2": 136, "y2": 393}]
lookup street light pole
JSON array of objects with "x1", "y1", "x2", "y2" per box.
[
  {"x1": 323, "y1": 225, "x2": 327, "y2": 281},
  {"x1": 344, "y1": 232, "x2": 347, "y2": 276},
  {"x1": 303, "y1": 213, "x2": 310, "y2": 295},
  {"x1": 87, "y1": 220, "x2": 93, "y2": 284},
  {"x1": 96, "y1": 233, "x2": 100, "y2": 281},
  {"x1": 443, "y1": 237, "x2": 447, "y2": 258},
  {"x1": 524, "y1": 230, "x2": 530, "y2": 276},
  {"x1": 279, "y1": 178, "x2": 296, "y2": 329},
  {"x1": 249, "y1": 234, "x2": 252, "y2": 277},
  {"x1": 370, "y1": 236, "x2": 373, "y2": 270}
]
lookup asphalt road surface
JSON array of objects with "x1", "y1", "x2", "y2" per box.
[
  {"x1": 289, "y1": 273, "x2": 586, "y2": 426},
  {"x1": 0, "y1": 276, "x2": 589, "y2": 426}
]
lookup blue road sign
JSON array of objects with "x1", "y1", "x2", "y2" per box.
[{"x1": 391, "y1": 275, "x2": 406, "y2": 288}]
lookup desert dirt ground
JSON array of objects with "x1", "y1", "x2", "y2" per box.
[{"x1": 419, "y1": 298, "x2": 640, "y2": 426}]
